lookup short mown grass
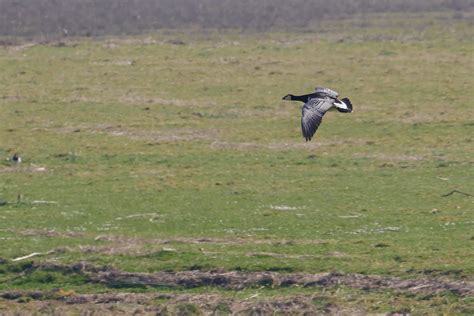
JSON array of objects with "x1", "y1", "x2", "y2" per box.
[{"x1": 0, "y1": 12, "x2": 473, "y2": 313}]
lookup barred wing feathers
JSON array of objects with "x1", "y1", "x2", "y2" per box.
[{"x1": 301, "y1": 98, "x2": 330, "y2": 141}]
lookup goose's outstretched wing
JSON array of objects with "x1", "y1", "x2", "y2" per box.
[
  {"x1": 315, "y1": 87, "x2": 339, "y2": 99},
  {"x1": 301, "y1": 98, "x2": 332, "y2": 141}
]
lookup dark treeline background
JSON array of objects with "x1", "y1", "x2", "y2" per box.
[{"x1": 0, "y1": 0, "x2": 472, "y2": 38}]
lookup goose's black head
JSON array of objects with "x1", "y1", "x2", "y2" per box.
[{"x1": 282, "y1": 94, "x2": 294, "y2": 101}]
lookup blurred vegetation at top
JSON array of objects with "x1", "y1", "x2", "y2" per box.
[{"x1": 0, "y1": 0, "x2": 473, "y2": 41}]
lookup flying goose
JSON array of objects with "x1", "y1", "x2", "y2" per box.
[{"x1": 282, "y1": 87, "x2": 353, "y2": 141}]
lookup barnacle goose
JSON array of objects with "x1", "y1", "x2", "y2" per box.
[{"x1": 282, "y1": 87, "x2": 353, "y2": 141}]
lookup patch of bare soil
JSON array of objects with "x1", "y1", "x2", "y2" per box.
[
  {"x1": 93, "y1": 234, "x2": 329, "y2": 246},
  {"x1": 351, "y1": 153, "x2": 424, "y2": 162},
  {"x1": 119, "y1": 95, "x2": 217, "y2": 108},
  {"x1": 107, "y1": 127, "x2": 217, "y2": 143},
  {"x1": 82, "y1": 236, "x2": 330, "y2": 256},
  {"x1": 61, "y1": 92, "x2": 217, "y2": 108},
  {"x1": 5, "y1": 43, "x2": 36, "y2": 52},
  {"x1": 14, "y1": 229, "x2": 83, "y2": 238},
  {"x1": 1, "y1": 262, "x2": 472, "y2": 314},
  {"x1": 7, "y1": 262, "x2": 473, "y2": 296},
  {"x1": 0, "y1": 292, "x2": 358, "y2": 315},
  {"x1": 91, "y1": 270, "x2": 473, "y2": 296},
  {"x1": 210, "y1": 139, "x2": 365, "y2": 151},
  {"x1": 0, "y1": 165, "x2": 48, "y2": 174},
  {"x1": 50, "y1": 124, "x2": 218, "y2": 143}
]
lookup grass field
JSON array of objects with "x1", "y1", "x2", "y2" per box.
[{"x1": 0, "y1": 13, "x2": 473, "y2": 314}]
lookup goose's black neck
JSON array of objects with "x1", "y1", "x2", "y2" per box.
[{"x1": 291, "y1": 93, "x2": 319, "y2": 103}]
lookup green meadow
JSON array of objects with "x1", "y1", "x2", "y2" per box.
[{"x1": 0, "y1": 13, "x2": 473, "y2": 314}]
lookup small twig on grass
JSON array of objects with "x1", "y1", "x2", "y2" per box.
[
  {"x1": 31, "y1": 200, "x2": 58, "y2": 204},
  {"x1": 245, "y1": 293, "x2": 260, "y2": 300},
  {"x1": 411, "y1": 284, "x2": 433, "y2": 291},
  {"x1": 115, "y1": 213, "x2": 160, "y2": 221},
  {"x1": 441, "y1": 190, "x2": 474, "y2": 197},
  {"x1": 11, "y1": 250, "x2": 55, "y2": 262},
  {"x1": 338, "y1": 214, "x2": 362, "y2": 218}
]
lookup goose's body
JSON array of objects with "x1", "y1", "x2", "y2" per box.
[{"x1": 282, "y1": 87, "x2": 353, "y2": 141}]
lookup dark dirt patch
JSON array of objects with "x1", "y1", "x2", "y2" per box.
[
  {"x1": 93, "y1": 234, "x2": 330, "y2": 246},
  {"x1": 13, "y1": 229, "x2": 84, "y2": 238},
  {"x1": 1, "y1": 261, "x2": 110, "y2": 275},
  {"x1": 1, "y1": 262, "x2": 472, "y2": 314},
  {"x1": 49, "y1": 124, "x2": 218, "y2": 143},
  {"x1": 81, "y1": 235, "x2": 331, "y2": 256},
  {"x1": 0, "y1": 292, "x2": 360, "y2": 315},
  {"x1": 4, "y1": 262, "x2": 472, "y2": 296},
  {"x1": 91, "y1": 270, "x2": 473, "y2": 296},
  {"x1": 0, "y1": 165, "x2": 48, "y2": 174}
]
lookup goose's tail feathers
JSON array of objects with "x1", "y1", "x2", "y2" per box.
[
  {"x1": 335, "y1": 98, "x2": 353, "y2": 113},
  {"x1": 341, "y1": 98, "x2": 352, "y2": 112}
]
